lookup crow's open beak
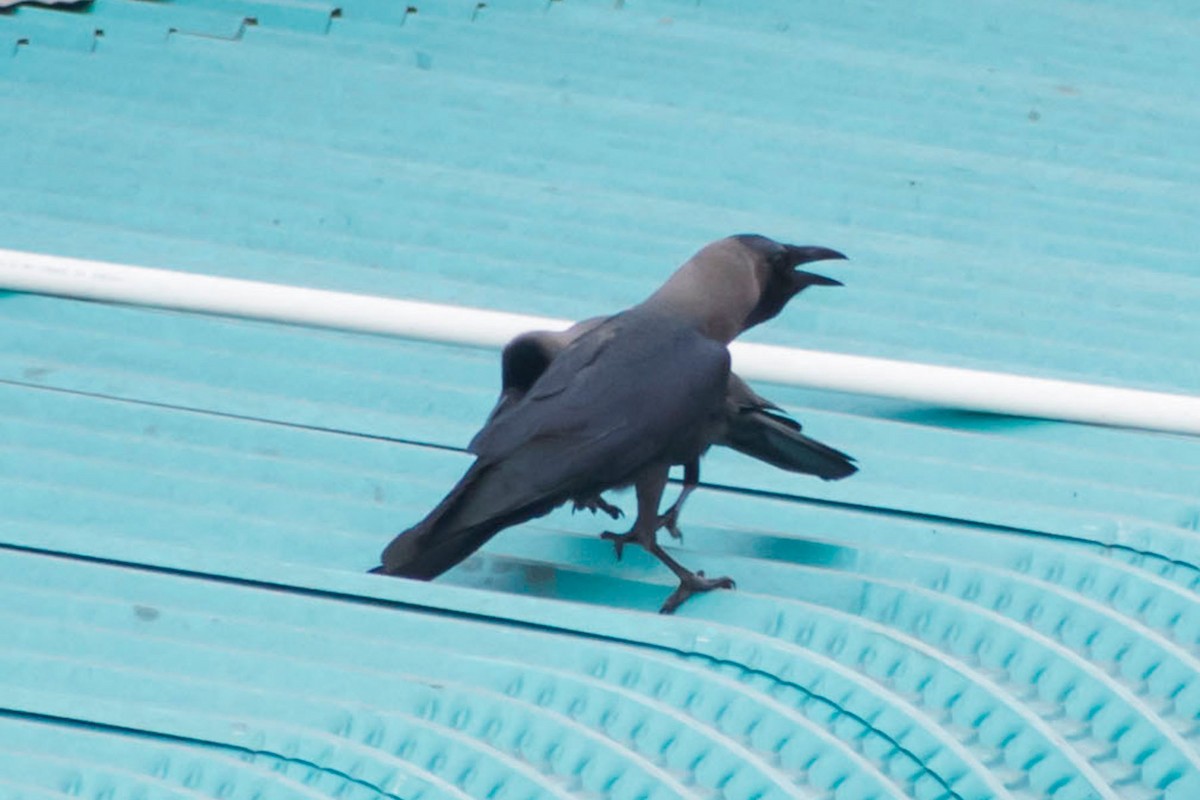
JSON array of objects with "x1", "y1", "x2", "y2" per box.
[{"x1": 785, "y1": 245, "x2": 847, "y2": 290}]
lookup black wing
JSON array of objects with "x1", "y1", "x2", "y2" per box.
[
  {"x1": 722, "y1": 375, "x2": 857, "y2": 481},
  {"x1": 381, "y1": 313, "x2": 730, "y2": 579},
  {"x1": 469, "y1": 316, "x2": 608, "y2": 453}
]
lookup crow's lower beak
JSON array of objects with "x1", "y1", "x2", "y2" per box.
[
  {"x1": 785, "y1": 245, "x2": 846, "y2": 291},
  {"x1": 792, "y1": 270, "x2": 843, "y2": 290}
]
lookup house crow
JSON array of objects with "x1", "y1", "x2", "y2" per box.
[{"x1": 375, "y1": 234, "x2": 850, "y2": 613}]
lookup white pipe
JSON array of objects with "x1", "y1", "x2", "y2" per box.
[
  {"x1": 734, "y1": 345, "x2": 1200, "y2": 435},
  {"x1": 0, "y1": 247, "x2": 560, "y2": 349},
  {"x1": 2, "y1": 247, "x2": 1198, "y2": 436}
]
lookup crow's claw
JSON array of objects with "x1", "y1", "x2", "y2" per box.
[
  {"x1": 656, "y1": 511, "x2": 684, "y2": 541},
  {"x1": 574, "y1": 496, "x2": 625, "y2": 520},
  {"x1": 600, "y1": 529, "x2": 638, "y2": 561}
]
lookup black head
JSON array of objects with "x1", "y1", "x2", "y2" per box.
[
  {"x1": 733, "y1": 234, "x2": 847, "y2": 332},
  {"x1": 501, "y1": 335, "x2": 553, "y2": 393}
]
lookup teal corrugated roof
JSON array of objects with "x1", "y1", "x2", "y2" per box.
[{"x1": 2, "y1": 1, "x2": 1199, "y2": 798}]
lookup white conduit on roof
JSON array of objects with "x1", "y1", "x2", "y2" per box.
[{"x1": 2, "y1": 247, "x2": 1198, "y2": 436}]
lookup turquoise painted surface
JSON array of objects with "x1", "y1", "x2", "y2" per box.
[{"x1": 1, "y1": 1, "x2": 1199, "y2": 798}]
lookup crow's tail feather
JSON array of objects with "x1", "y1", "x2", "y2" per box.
[
  {"x1": 725, "y1": 409, "x2": 857, "y2": 481},
  {"x1": 377, "y1": 460, "x2": 565, "y2": 580}
]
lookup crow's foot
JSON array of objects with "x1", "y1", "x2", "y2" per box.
[
  {"x1": 574, "y1": 496, "x2": 624, "y2": 520},
  {"x1": 656, "y1": 506, "x2": 684, "y2": 541},
  {"x1": 600, "y1": 529, "x2": 638, "y2": 560},
  {"x1": 659, "y1": 571, "x2": 735, "y2": 614}
]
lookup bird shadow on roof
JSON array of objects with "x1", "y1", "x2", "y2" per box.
[{"x1": 884, "y1": 407, "x2": 1052, "y2": 434}]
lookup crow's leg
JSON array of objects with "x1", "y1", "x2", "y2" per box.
[
  {"x1": 601, "y1": 466, "x2": 734, "y2": 613},
  {"x1": 656, "y1": 460, "x2": 698, "y2": 541}
]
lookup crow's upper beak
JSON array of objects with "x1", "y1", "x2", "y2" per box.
[{"x1": 784, "y1": 244, "x2": 847, "y2": 266}]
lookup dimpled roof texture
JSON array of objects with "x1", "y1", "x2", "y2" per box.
[{"x1": 1, "y1": 1, "x2": 1199, "y2": 798}]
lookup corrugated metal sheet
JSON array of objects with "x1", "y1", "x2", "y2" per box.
[{"x1": 2, "y1": 1, "x2": 1199, "y2": 798}]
